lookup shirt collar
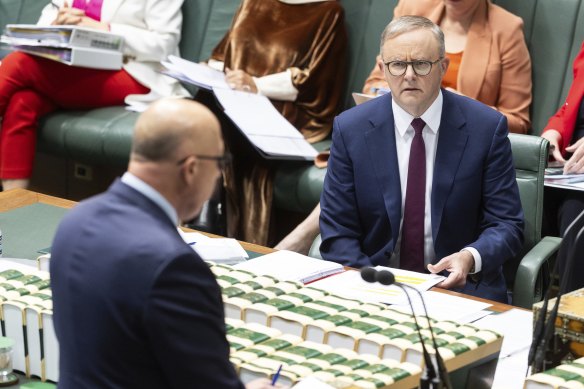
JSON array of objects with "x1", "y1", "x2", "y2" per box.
[
  {"x1": 392, "y1": 90, "x2": 443, "y2": 138},
  {"x1": 121, "y1": 172, "x2": 179, "y2": 225}
]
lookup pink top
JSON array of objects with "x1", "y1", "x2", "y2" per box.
[{"x1": 72, "y1": 0, "x2": 104, "y2": 21}]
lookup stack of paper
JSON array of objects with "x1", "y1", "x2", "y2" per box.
[
  {"x1": 233, "y1": 251, "x2": 344, "y2": 284},
  {"x1": 179, "y1": 230, "x2": 249, "y2": 265},
  {"x1": 1, "y1": 24, "x2": 124, "y2": 70},
  {"x1": 161, "y1": 55, "x2": 318, "y2": 160}
]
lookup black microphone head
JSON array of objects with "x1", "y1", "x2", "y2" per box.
[
  {"x1": 376, "y1": 270, "x2": 396, "y2": 286},
  {"x1": 361, "y1": 267, "x2": 377, "y2": 283}
]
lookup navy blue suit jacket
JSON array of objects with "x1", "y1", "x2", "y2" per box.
[
  {"x1": 320, "y1": 90, "x2": 524, "y2": 302},
  {"x1": 51, "y1": 180, "x2": 244, "y2": 389}
]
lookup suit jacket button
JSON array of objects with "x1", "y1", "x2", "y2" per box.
[{"x1": 385, "y1": 251, "x2": 392, "y2": 258}]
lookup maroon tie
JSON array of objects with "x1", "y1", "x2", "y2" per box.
[{"x1": 400, "y1": 118, "x2": 426, "y2": 272}]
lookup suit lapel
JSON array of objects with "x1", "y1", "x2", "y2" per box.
[
  {"x1": 457, "y1": 0, "x2": 491, "y2": 99},
  {"x1": 101, "y1": 0, "x2": 123, "y2": 22},
  {"x1": 364, "y1": 95, "x2": 402, "y2": 246},
  {"x1": 431, "y1": 91, "x2": 468, "y2": 242}
]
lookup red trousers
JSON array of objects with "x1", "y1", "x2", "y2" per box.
[{"x1": 0, "y1": 52, "x2": 149, "y2": 179}]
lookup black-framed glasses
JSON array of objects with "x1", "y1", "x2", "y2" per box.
[
  {"x1": 383, "y1": 58, "x2": 443, "y2": 76},
  {"x1": 176, "y1": 153, "x2": 232, "y2": 170}
]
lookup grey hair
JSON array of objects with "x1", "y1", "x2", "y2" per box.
[{"x1": 380, "y1": 15, "x2": 445, "y2": 58}]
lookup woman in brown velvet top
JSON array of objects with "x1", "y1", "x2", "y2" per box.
[{"x1": 205, "y1": 0, "x2": 347, "y2": 245}]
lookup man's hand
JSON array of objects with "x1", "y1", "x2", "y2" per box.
[
  {"x1": 564, "y1": 137, "x2": 584, "y2": 174},
  {"x1": 225, "y1": 68, "x2": 258, "y2": 93},
  {"x1": 427, "y1": 250, "x2": 474, "y2": 289}
]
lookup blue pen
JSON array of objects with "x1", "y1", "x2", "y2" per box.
[{"x1": 271, "y1": 364, "x2": 282, "y2": 386}]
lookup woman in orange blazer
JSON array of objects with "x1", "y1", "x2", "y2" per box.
[
  {"x1": 541, "y1": 41, "x2": 584, "y2": 293},
  {"x1": 363, "y1": 0, "x2": 532, "y2": 134}
]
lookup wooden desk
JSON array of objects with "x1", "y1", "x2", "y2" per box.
[
  {"x1": 0, "y1": 188, "x2": 274, "y2": 256},
  {"x1": 0, "y1": 189, "x2": 516, "y2": 388}
]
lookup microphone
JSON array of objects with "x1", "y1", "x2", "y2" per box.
[
  {"x1": 360, "y1": 267, "x2": 451, "y2": 389},
  {"x1": 529, "y1": 209, "x2": 584, "y2": 372}
]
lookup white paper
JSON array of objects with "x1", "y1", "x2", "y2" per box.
[
  {"x1": 160, "y1": 56, "x2": 317, "y2": 160},
  {"x1": 233, "y1": 250, "x2": 343, "y2": 283},
  {"x1": 193, "y1": 238, "x2": 249, "y2": 265},
  {"x1": 374, "y1": 266, "x2": 446, "y2": 291},
  {"x1": 164, "y1": 55, "x2": 229, "y2": 90},
  {"x1": 475, "y1": 308, "x2": 533, "y2": 357},
  {"x1": 309, "y1": 269, "x2": 408, "y2": 305},
  {"x1": 475, "y1": 309, "x2": 534, "y2": 389},
  {"x1": 178, "y1": 230, "x2": 248, "y2": 264},
  {"x1": 292, "y1": 377, "x2": 336, "y2": 389},
  {"x1": 391, "y1": 290, "x2": 492, "y2": 323},
  {"x1": 247, "y1": 135, "x2": 318, "y2": 159},
  {"x1": 0, "y1": 258, "x2": 41, "y2": 273}
]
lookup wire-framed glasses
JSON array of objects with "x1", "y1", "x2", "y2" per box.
[
  {"x1": 383, "y1": 58, "x2": 443, "y2": 76},
  {"x1": 176, "y1": 153, "x2": 232, "y2": 170}
]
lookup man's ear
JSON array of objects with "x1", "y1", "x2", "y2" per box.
[
  {"x1": 377, "y1": 55, "x2": 385, "y2": 73},
  {"x1": 441, "y1": 56, "x2": 450, "y2": 74},
  {"x1": 180, "y1": 155, "x2": 198, "y2": 182}
]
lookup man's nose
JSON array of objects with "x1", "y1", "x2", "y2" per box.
[{"x1": 403, "y1": 63, "x2": 417, "y2": 80}]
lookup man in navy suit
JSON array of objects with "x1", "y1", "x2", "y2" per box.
[
  {"x1": 320, "y1": 16, "x2": 524, "y2": 303},
  {"x1": 51, "y1": 99, "x2": 281, "y2": 388}
]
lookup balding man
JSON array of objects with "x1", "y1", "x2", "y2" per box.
[{"x1": 50, "y1": 99, "x2": 282, "y2": 389}]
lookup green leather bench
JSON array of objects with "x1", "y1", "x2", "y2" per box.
[{"x1": 2, "y1": 0, "x2": 584, "y2": 216}]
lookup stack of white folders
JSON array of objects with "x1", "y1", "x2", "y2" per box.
[
  {"x1": 161, "y1": 56, "x2": 318, "y2": 161},
  {"x1": 1, "y1": 24, "x2": 124, "y2": 70}
]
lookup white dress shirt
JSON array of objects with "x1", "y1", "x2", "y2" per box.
[{"x1": 390, "y1": 91, "x2": 482, "y2": 273}]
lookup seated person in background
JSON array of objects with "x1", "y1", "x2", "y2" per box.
[
  {"x1": 320, "y1": 16, "x2": 524, "y2": 303},
  {"x1": 364, "y1": 0, "x2": 532, "y2": 134},
  {"x1": 541, "y1": 41, "x2": 584, "y2": 293},
  {"x1": 50, "y1": 99, "x2": 284, "y2": 389},
  {"x1": 204, "y1": 0, "x2": 347, "y2": 245},
  {"x1": 276, "y1": 0, "x2": 531, "y2": 254},
  {"x1": 0, "y1": 0, "x2": 189, "y2": 191}
]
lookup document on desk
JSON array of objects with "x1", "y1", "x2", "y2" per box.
[
  {"x1": 161, "y1": 56, "x2": 318, "y2": 160},
  {"x1": 544, "y1": 173, "x2": 584, "y2": 191},
  {"x1": 374, "y1": 266, "x2": 445, "y2": 291},
  {"x1": 179, "y1": 230, "x2": 249, "y2": 265},
  {"x1": 233, "y1": 250, "x2": 344, "y2": 284},
  {"x1": 309, "y1": 269, "x2": 408, "y2": 305},
  {"x1": 475, "y1": 308, "x2": 533, "y2": 389},
  {"x1": 391, "y1": 290, "x2": 492, "y2": 323}
]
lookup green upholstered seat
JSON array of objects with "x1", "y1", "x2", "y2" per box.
[{"x1": 508, "y1": 134, "x2": 561, "y2": 309}]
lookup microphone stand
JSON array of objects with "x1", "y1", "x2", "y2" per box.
[
  {"x1": 398, "y1": 282, "x2": 451, "y2": 389},
  {"x1": 529, "y1": 209, "x2": 584, "y2": 373},
  {"x1": 394, "y1": 282, "x2": 439, "y2": 389},
  {"x1": 362, "y1": 268, "x2": 449, "y2": 389},
  {"x1": 535, "y1": 224, "x2": 584, "y2": 372}
]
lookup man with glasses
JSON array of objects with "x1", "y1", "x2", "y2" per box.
[
  {"x1": 50, "y1": 99, "x2": 282, "y2": 388},
  {"x1": 320, "y1": 16, "x2": 524, "y2": 303}
]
